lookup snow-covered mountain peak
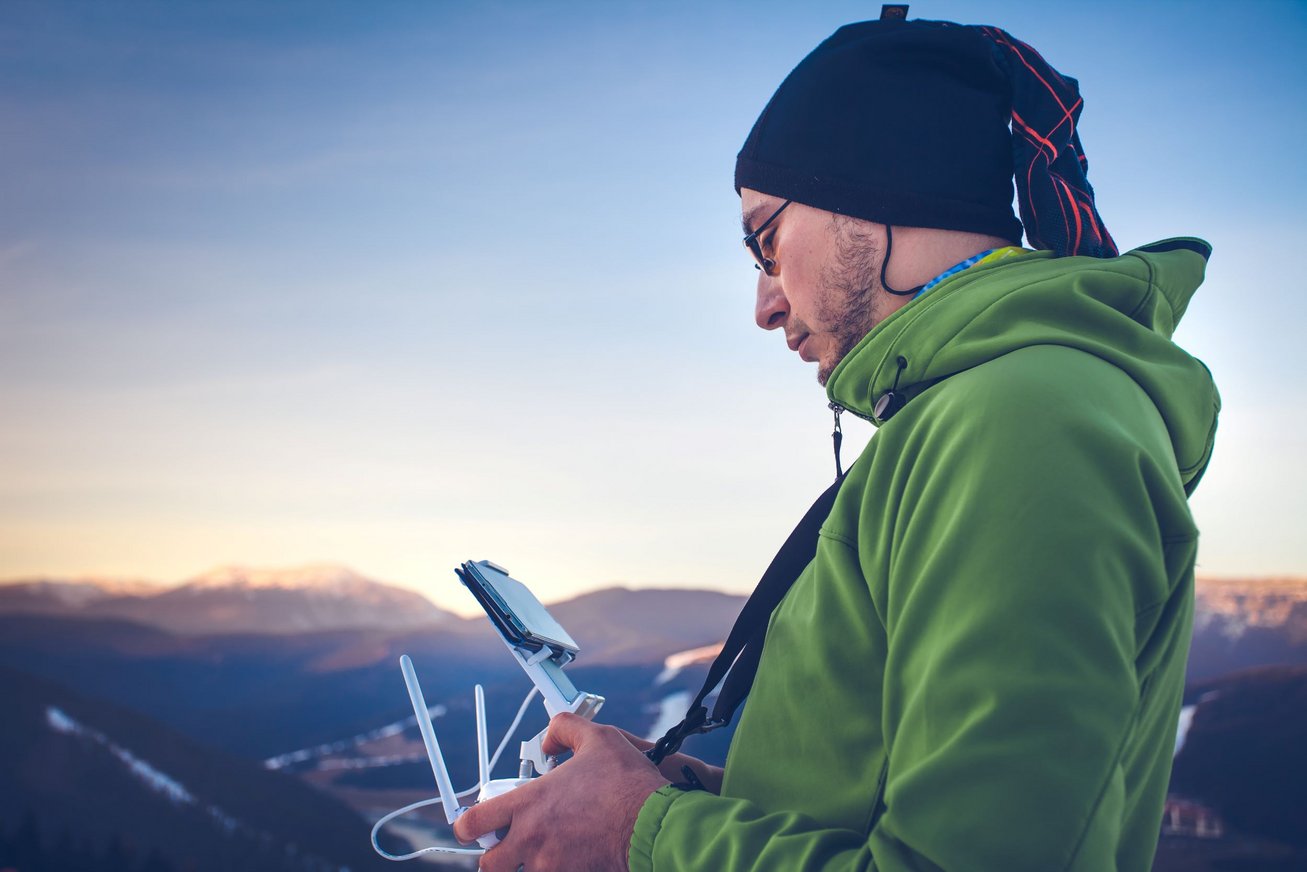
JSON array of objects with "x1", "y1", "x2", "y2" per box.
[
  {"x1": 182, "y1": 564, "x2": 382, "y2": 595},
  {"x1": 147, "y1": 564, "x2": 454, "y2": 633}
]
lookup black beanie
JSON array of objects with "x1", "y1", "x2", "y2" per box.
[{"x1": 735, "y1": 16, "x2": 1116, "y2": 257}]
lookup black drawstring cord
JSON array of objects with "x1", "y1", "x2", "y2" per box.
[
  {"x1": 880, "y1": 225, "x2": 926, "y2": 297},
  {"x1": 873, "y1": 356, "x2": 910, "y2": 420},
  {"x1": 829, "y1": 404, "x2": 844, "y2": 480}
]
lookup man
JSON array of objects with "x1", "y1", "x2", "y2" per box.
[{"x1": 455, "y1": 10, "x2": 1218, "y2": 871}]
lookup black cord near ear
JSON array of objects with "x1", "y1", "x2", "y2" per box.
[{"x1": 880, "y1": 225, "x2": 925, "y2": 297}]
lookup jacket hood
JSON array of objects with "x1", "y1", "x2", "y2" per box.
[{"x1": 826, "y1": 238, "x2": 1220, "y2": 493}]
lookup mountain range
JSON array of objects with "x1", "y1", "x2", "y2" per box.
[
  {"x1": 1, "y1": 567, "x2": 1302, "y2": 869},
  {"x1": 5, "y1": 569, "x2": 1299, "y2": 644}
]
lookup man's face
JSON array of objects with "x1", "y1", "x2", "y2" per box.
[{"x1": 741, "y1": 188, "x2": 895, "y2": 385}]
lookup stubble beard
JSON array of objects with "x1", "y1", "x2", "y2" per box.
[{"x1": 812, "y1": 216, "x2": 889, "y2": 386}]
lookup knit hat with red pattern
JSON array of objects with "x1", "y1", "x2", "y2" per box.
[{"x1": 734, "y1": 13, "x2": 1117, "y2": 258}]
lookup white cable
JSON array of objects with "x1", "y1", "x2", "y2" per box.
[
  {"x1": 371, "y1": 686, "x2": 541, "y2": 862},
  {"x1": 371, "y1": 798, "x2": 483, "y2": 860},
  {"x1": 489, "y1": 685, "x2": 539, "y2": 773}
]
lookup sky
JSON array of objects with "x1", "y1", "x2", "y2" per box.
[{"x1": 1, "y1": 0, "x2": 1304, "y2": 614}]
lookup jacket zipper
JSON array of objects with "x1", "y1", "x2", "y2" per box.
[{"x1": 828, "y1": 401, "x2": 875, "y2": 424}]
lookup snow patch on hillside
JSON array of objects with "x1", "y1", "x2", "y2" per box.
[
  {"x1": 264, "y1": 703, "x2": 446, "y2": 771},
  {"x1": 47, "y1": 706, "x2": 193, "y2": 804},
  {"x1": 47, "y1": 706, "x2": 250, "y2": 835},
  {"x1": 655, "y1": 643, "x2": 724, "y2": 686},
  {"x1": 645, "y1": 691, "x2": 692, "y2": 743},
  {"x1": 1174, "y1": 705, "x2": 1197, "y2": 757}
]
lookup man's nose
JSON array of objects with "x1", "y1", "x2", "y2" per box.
[{"x1": 755, "y1": 274, "x2": 789, "y2": 330}]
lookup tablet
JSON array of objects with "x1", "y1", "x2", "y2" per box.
[{"x1": 456, "y1": 560, "x2": 580, "y2": 655}]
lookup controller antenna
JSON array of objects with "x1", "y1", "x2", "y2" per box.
[
  {"x1": 400, "y1": 654, "x2": 461, "y2": 825},
  {"x1": 474, "y1": 684, "x2": 490, "y2": 787}
]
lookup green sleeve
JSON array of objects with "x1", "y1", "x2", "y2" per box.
[
  {"x1": 629, "y1": 348, "x2": 1190, "y2": 872},
  {"x1": 629, "y1": 786, "x2": 876, "y2": 872}
]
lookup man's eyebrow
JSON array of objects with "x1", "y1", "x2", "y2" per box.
[{"x1": 741, "y1": 204, "x2": 769, "y2": 236}]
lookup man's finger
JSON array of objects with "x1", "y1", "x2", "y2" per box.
[
  {"x1": 540, "y1": 711, "x2": 600, "y2": 757},
  {"x1": 451, "y1": 790, "x2": 517, "y2": 844}
]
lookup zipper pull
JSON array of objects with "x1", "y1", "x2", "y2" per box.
[{"x1": 828, "y1": 402, "x2": 845, "y2": 480}]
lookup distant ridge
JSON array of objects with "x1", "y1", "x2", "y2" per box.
[
  {"x1": 0, "y1": 564, "x2": 456, "y2": 636},
  {"x1": 0, "y1": 576, "x2": 163, "y2": 610},
  {"x1": 543, "y1": 586, "x2": 746, "y2": 663},
  {"x1": 1194, "y1": 576, "x2": 1307, "y2": 631},
  {"x1": 1190, "y1": 576, "x2": 1307, "y2": 682}
]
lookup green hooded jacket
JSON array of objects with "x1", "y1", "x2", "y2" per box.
[{"x1": 629, "y1": 239, "x2": 1219, "y2": 872}]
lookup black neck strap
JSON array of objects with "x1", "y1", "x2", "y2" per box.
[{"x1": 647, "y1": 471, "x2": 848, "y2": 765}]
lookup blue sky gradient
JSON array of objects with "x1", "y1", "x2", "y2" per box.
[{"x1": 2, "y1": 0, "x2": 1304, "y2": 611}]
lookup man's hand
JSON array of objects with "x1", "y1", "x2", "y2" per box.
[
  {"x1": 612, "y1": 727, "x2": 724, "y2": 794},
  {"x1": 452, "y1": 713, "x2": 671, "y2": 872}
]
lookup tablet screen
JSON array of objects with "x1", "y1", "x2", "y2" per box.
[{"x1": 459, "y1": 561, "x2": 580, "y2": 654}]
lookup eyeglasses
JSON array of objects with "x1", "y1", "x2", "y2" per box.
[{"x1": 742, "y1": 199, "x2": 792, "y2": 275}]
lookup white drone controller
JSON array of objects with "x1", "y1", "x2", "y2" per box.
[{"x1": 372, "y1": 561, "x2": 604, "y2": 860}]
